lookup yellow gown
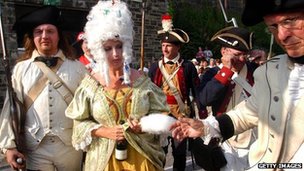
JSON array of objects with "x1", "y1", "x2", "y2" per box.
[{"x1": 104, "y1": 87, "x2": 158, "y2": 171}]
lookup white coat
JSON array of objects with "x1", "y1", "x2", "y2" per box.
[{"x1": 227, "y1": 54, "x2": 304, "y2": 169}]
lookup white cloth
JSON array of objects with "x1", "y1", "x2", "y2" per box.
[
  {"x1": 164, "y1": 53, "x2": 180, "y2": 64},
  {"x1": 26, "y1": 136, "x2": 82, "y2": 171},
  {"x1": 288, "y1": 63, "x2": 304, "y2": 106},
  {"x1": 288, "y1": 63, "x2": 304, "y2": 163}
]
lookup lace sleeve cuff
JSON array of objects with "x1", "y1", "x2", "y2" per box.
[
  {"x1": 73, "y1": 124, "x2": 102, "y2": 151},
  {"x1": 200, "y1": 115, "x2": 222, "y2": 145}
]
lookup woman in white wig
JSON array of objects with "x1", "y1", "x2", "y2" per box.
[{"x1": 65, "y1": 1, "x2": 170, "y2": 170}]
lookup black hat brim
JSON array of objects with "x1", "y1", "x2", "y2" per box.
[
  {"x1": 158, "y1": 28, "x2": 189, "y2": 44},
  {"x1": 242, "y1": 0, "x2": 304, "y2": 26},
  {"x1": 211, "y1": 26, "x2": 254, "y2": 52}
]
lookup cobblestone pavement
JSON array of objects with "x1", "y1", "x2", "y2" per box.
[
  {"x1": 164, "y1": 146, "x2": 205, "y2": 171},
  {"x1": 1, "y1": 150, "x2": 205, "y2": 171},
  {"x1": 0, "y1": 155, "x2": 11, "y2": 171}
]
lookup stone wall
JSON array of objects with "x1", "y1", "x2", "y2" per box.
[{"x1": 0, "y1": 0, "x2": 167, "y2": 108}]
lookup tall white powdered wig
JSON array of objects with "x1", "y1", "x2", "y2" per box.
[{"x1": 85, "y1": 0, "x2": 134, "y2": 86}]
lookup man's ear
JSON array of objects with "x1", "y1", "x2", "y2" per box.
[{"x1": 220, "y1": 47, "x2": 227, "y2": 55}]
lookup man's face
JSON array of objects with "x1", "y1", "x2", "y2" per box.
[
  {"x1": 264, "y1": 11, "x2": 304, "y2": 58},
  {"x1": 161, "y1": 42, "x2": 180, "y2": 60},
  {"x1": 222, "y1": 47, "x2": 247, "y2": 72},
  {"x1": 33, "y1": 24, "x2": 59, "y2": 56},
  {"x1": 82, "y1": 40, "x2": 92, "y2": 57}
]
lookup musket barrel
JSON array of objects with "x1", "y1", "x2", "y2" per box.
[
  {"x1": 0, "y1": 5, "x2": 23, "y2": 149},
  {"x1": 0, "y1": 7, "x2": 7, "y2": 60}
]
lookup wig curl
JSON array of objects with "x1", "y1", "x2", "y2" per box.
[{"x1": 85, "y1": 0, "x2": 134, "y2": 85}]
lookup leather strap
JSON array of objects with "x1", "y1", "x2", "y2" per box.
[
  {"x1": 24, "y1": 60, "x2": 63, "y2": 111},
  {"x1": 34, "y1": 60, "x2": 73, "y2": 105},
  {"x1": 158, "y1": 60, "x2": 186, "y2": 113},
  {"x1": 232, "y1": 76, "x2": 253, "y2": 95}
]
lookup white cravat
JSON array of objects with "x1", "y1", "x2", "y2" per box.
[
  {"x1": 288, "y1": 63, "x2": 304, "y2": 162},
  {"x1": 164, "y1": 53, "x2": 180, "y2": 64},
  {"x1": 289, "y1": 63, "x2": 304, "y2": 105}
]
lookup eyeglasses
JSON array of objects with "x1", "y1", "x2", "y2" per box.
[
  {"x1": 267, "y1": 16, "x2": 303, "y2": 33},
  {"x1": 225, "y1": 48, "x2": 249, "y2": 58}
]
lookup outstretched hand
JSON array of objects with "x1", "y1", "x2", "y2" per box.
[{"x1": 170, "y1": 117, "x2": 205, "y2": 141}]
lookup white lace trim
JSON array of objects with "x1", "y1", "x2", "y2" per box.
[
  {"x1": 200, "y1": 115, "x2": 222, "y2": 145},
  {"x1": 289, "y1": 64, "x2": 304, "y2": 106}
]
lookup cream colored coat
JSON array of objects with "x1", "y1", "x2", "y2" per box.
[
  {"x1": 0, "y1": 50, "x2": 87, "y2": 152},
  {"x1": 227, "y1": 54, "x2": 304, "y2": 169}
]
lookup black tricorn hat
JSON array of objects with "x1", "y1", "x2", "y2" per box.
[
  {"x1": 158, "y1": 28, "x2": 190, "y2": 44},
  {"x1": 157, "y1": 14, "x2": 189, "y2": 44},
  {"x1": 211, "y1": 26, "x2": 254, "y2": 52},
  {"x1": 242, "y1": 0, "x2": 304, "y2": 26},
  {"x1": 13, "y1": 5, "x2": 62, "y2": 35}
]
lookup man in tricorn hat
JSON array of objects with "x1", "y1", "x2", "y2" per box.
[
  {"x1": 148, "y1": 14, "x2": 199, "y2": 171},
  {"x1": 200, "y1": 26, "x2": 256, "y2": 117},
  {"x1": 198, "y1": 26, "x2": 258, "y2": 171},
  {"x1": 170, "y1": 0, "x2": 304, "y2": 170},
  {"x1": 0, "y1": 5, "x2": 87, "y2": 171}
]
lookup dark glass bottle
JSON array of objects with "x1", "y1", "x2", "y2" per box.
[{"x1": 115, "y1": 120, "x2": 128, "y2": 160}]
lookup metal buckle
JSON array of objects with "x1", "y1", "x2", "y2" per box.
[{"x1": 53, "y1": 81, "x2": 62, "y2": 89}]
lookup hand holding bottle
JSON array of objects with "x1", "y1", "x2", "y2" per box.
[
  {"x1": 115, "y1": 120, "x2": 128, "y2": 160},
  {"x1": 92, "y1": 125, "x2": 125, "y2": 141},
  {"x1": 5, "y1": 148, "x2": 26, "y2": 171}
]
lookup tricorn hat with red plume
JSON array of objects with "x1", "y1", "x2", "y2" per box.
[{"x1": 157, "y1": 14, "x2": 189, "y2": 44}]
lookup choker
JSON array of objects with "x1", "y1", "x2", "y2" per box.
[{"x1": 288, "y1": 55, "x2": 304, "y2": 64}]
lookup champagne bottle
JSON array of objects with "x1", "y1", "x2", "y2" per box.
[{"x1": 115, "y1": 121, "x2": 127, "y2": 160}]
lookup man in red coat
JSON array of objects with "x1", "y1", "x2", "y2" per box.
[
  {"x1": 148, "y1": 14, "x2": 199, "y2": 171},
  {"x1": 76, "y1": 32, "x2": 97, "y2": 73}
]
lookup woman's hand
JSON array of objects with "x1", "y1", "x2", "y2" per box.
[
  {"x1": 127, "y1": 117, "x2": 142, "y2": 134},
  {"x1": 92, "y1": 125, "x2": 125, "y2": 141}
]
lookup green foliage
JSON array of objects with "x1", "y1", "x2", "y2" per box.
[
  {"x1": 243, "y1": 22, "x2": 284, "y2": 57},
  {"x1": 167, "y1": 1, "x2": 285, "y2": 60},
  {"x1": 167, "y1": 1, "x2": 175, "y2": 17},
  {"x1": 171, "y1": 2, "x2": 226, "y2": 59}
]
